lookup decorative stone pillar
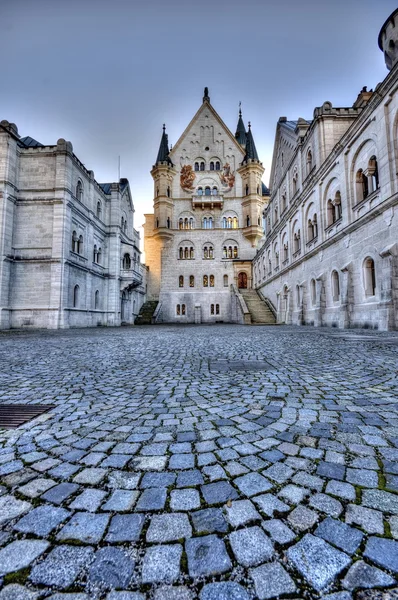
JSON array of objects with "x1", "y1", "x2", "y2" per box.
[
  {"x1": 314, "y1": 274, "x2": 325, "y2": 327},
  {"x1": 379, "y1": 243, "x2": 398, "y2": 331},
  {"x1": 339, "y1": 262, "x2": 353, "y2": 329}
]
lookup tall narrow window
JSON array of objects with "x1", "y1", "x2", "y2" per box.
[
  {"x1": 208, "y1": 217, "x2": 213, "y2": 229},
  {"x1": 223, "y1": 274, "x2": 228, "y2": 287},
  {"x1": 200, "y1": 162, "x2": 205, "y2": 171},
  {"x1": 97, "y1": 201, "x2": 101, "y2": 218},
  {"x1": 205, "y1": 186, "x2": 211, "y2": 196},
  {"x1": 306, "y1": 149, "x2": 313, "y2": 175},
  {"x1": 210, "y1": 275, "x2": 215, "y2": 287},
  {"x1": 181, "y1": 304, "x2": 186, "y2": 315},
  {"x1": 194, "y1": 162, "x2": 199, "y2": 171},
  {"x1": 190, "y1": 275, "x2": 194, "y2": 287},
  {"x1": 356, "y1": 169, "x2": 368, "y2": 203},
  {"x1": 212, "y1": 187, "x2": 218, "y2": 195},
  {"x1": 311, "y1": 279, "x2": 316, "y2": 306},
  {"x1": 233, "y1": 217, "x2": 238, "y2": 228},
  {"x1": 223, "y1": 217, "x2": 227, "y2": 228},
  {"x1": 211, "y1": 304, "x2": 215, "y2": 315},
  {"x1": 368, "y1": 156, "x2": 379, "y2": 192},
  {"x1": 76, "y1": 180, "x2": 83, "y2": 201},
  {"x1": 179, "y1": 247, "x2": 183, "y2": 259},
  {"x1": 233, "y1": 246, "x2": 238, "y2": 258},
  {"x1": 93, "y1": 245, "x2": 98, "y2": 263},
  {"x1": 184, "y1": 247, "x2": 189, "y2": 259},
  {"x1": 97, "y1": 248, "x2": 102, "y2": 265},
  {"x1": 364, "y1": 257, "x2": 376, "y2": 296},
  {"x1": 179, "y1": 275, "x2": 184, "y2": 288},
  {"x1": 216, "y1": 304, "x2": 220, "y2": 315},
  {"x1": 223, "y1": 246, "x2": 227, "y2": 258},
  {"x1": 95, "y1": 290, "x2": 99, "y2": 309},
  {"x1": 203, "y1": 275, "x2": 208, "y2": 287},
  {"x1": 215, "y1": 161, "x2": 220, "y2": 171},
  {"x1": 331, "y1": 270, "x2": 340, "y2": 301},
  {"x1": 210, "y1": 162, "x2": 214, "y2": 170},
  {"x1": 179, "y1": 218, "x2": 183, "y2": 230},
  {"x1": 204, "y1": 246, "x2": 208, "y2": 259},
  {"x1": 176, "y1": 304, "x2": 181, "y2": 315},
  {"x1": 77, "y1": 235, "x2": 83, "y2": 255},
  {"x1": 190, "y1": 247, "x2": 194, "y2": 259},
  {"x1": 73, "y1": 284, "x2": 80, "y2": 308},
  {"x1": 72, "y1": 231, "x2": 77, "y2": 253},
  {"x1": 167, "y1": 217, "x2": 170, "y2": 229}
]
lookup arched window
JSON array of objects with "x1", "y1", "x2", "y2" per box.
[
  {"x1": 245, "y1": 185, "x2": 249, "y2": 196},
  {"x1": 364, "y1": 257, "x2": 376, "y2": 296},
  {"x1": 222, "y1": 217, "x2": 227, "y2": 229},
  {"x1": 190, "y1": 247, "x2": 194, "y2": 259},
  {"x1": 97, "y1": 201, "x2": 102, "y2": 218},
  {"x1": 205, "y1": 186, "x2": 211, "y2": 196},
  {"x1": 181, "y1": 304, "x2": 186, "y2": 315},
  {"x1": 228, "y1": 246, "x2": 232, "y2": 259},
  {"x1": 123, "y1": 253, "x2": 131, "y2": 269},
  {"x1": 203, "y1": 218, "x2": 208, "y2": 229},
  {"x1": 212, "y1": 187, "x2": 218, "y2": 195},
  {"x1": 210, "y1": 275, "x2": 215, "y2": 287},
  {"x1": 216, "y1": 304, "x2": 220, "y2": 315},
  {"x1": 179, "y1": 275, "x2": 184, "y2": 288},
  {"x1": 211, "y1": 304, "x2": 215, "y2": 315},
  {"x1": 233, "y1": 217, "x2": 238, "y2": 229},
  {"x1": 246, "y1": 215, "x2": 250, "y2": 227},
  {"x1": 167, "y1": 186, "x2": 170, "y2": 197},
  {"x1": 97, "y1": 248, "x2": 102, "y2": 264},
  {"x1": 331, "y1": 270, "x2": 340, "y2": 301},
  {"x1": 176, "y1": 304, "x2": 181, "y2": 315},
  {"x1": 356, "y1": 169, "x2": 368, "y2": 203},
  {"x1": 306, "y1": 149, "x2": 313, "y2": 175},
  {"x1": 233, "y1": 246, "x2": 238, "y2": 258},
  {"x1": 72, "y1": 230, "x2": 77, "y2": 253},
  {"x1": 335, "y1": 192, "x2": 342, "y2": 220},
  {"x1": 203, "y1": 246, "x2": 208, "y2": 259},
  {"x1": 274, "y1": 205, "x2": 278, "y2": 224},
  {"x1": 194, "y1": 162, "x2": 199, "y2": 172},
  {"x1": 327, "y1": 192, "x2": 342, "y2": 226},
  {"x1": 93, "y1": 245, "x2": 97, "y2": 263},
  {"x1": 292, "y1": 171, "x2": 298, "y2": 195},
  {"x1": 179, "y1": 218, "x2": 184, "y2": 230},
  {"x1": 327, "y1": 199, "x2": 335, "y2": 226},
  {"x1": 73, "y1": 284, "x2": 79, "y2": 308},
  {"x1": 179, "y1": 247, "x2": 183, "y2": 259},
  {"x1": 77, "y1": 235, "x2": 83, "y2": 255},
  {"x1": 95, "y1": 290, "x2": 100, "y2": 309},
  {"x1": 296, "y1": 285, "x2": 300, "y2": 307},
  {"x1": 368, "y1": 156, "x2": 379, "y2": 192},
  {"x1": 190, "y1": 275, "x2": 194, "y2": 287},
  {"x1": 223, "y1": 246, "x2": 227, "y2": 258},
  {"x1": 189, "y1": 218, "x2": 194, "y2": 229},
  {"x1": 184, "y1": 218, "x2": 189, "y2": 229},
  {"x1": 167, "y1": 217, "x2": 171, "y2": 229},
  {"x1": 223, "y1": 274, "x2": 228, "y2": 287},
  {"x1": 124, "y1": 219, "x2": 127, "y2": 233},
  {"x1": 208, "y1": 217, "x2": 213, "y2": 229},
  {"x1": 294, "y1": 230, "x2": 301, "y2": 253},
  {"x1": 281, "y1": 193, "x2": 287, "y2": 213},
  {"x1": 197, "y1": 187, "x2": 203, "y2": 196},
  {"x1": 200, "y1": 162, "x2": 205, "y2": 171},
  {"x1": 310, "y1": 279, "x2": 316, "y2": 306},
  {"x1": 284, "y1": 243, "x2": 288, "y2": 261},
  {"x1": 76, "y1": 180, "x2": 83, "y2": 201},
  {"x1": 210, "y1": 161, "x2": 214, "y2": 171},
  {"x1": 215, "y1": 161, "x2": 220, "y2": 171},
  {"x1": 184, "y1": 247, "x2": 189, "y2": 259},
  {"x1": 203, "y1": 275, "x2": 208, "y2": 287}
]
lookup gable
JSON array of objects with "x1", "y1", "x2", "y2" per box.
[{"x1": 269, "y1": 121, "x2": 298, "y2": 192}]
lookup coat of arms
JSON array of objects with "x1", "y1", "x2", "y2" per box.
[
  {"x1": 180, "y1": 165, "x2": 195, "y2": 191},
  {"x1": 220, "y1": 163, "x2": 235, "y2": 190}
]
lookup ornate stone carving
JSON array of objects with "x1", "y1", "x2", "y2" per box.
[
  {"x1": 180, "y1": 165, "x2": 195, "y2": 191},
  {"x1": 220, "y1": 163, "x2": 235, "y2": 190}
]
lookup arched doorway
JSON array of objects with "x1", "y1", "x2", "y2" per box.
[{"x1": 238, "y1": 272, "x2": 248, "y2": 289}]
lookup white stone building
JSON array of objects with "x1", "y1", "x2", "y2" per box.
[
  {"x1": 0, "y1": 123, "x2": 146, "y2": 329},
  {"x1": 143, "y1": 89, "x2": 270, "y2": 324},
  {"x1": 253, "y1": 8, "x2": 398, "y2": 331}
]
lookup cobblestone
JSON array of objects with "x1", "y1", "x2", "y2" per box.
[{"x1": 0, "y1": 324, "x2": 397, "y2": 597}]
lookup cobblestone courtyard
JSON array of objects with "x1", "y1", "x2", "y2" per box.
[{"x1": 0, "y1": 325, "x2": 398, "y2": 600}]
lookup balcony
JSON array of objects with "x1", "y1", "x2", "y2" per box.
[
  {"x1": 192, "y1": 194, "x2": 223, "y2": 210},
  {"x1": 120, "y1": 266, "x2": 143, "y2": 289}
]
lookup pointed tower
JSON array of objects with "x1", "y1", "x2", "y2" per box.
[
  {"x1": 237, "y1": 122, "x2": 265, "y2": 247},
  {"x1": 151, "y1": 125, "x2": 176, "y2": 241},
  {"x1": 235, "y1": 107, "x2": 247, "y2": 147}
]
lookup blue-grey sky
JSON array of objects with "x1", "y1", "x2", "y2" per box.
[{"x1": 0, "y1": 0, "x2": 395, "y2": 235}]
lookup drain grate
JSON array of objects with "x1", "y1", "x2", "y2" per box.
[
  {"x1": 0, "y1": 404, "x2": 55, "y2": 429},
  {"x1": 210, "y1": 360, "x2": 271, "y2": 372}
]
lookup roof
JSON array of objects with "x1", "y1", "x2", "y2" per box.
[
  {"x1": 378, "y1": 8, "x2": 398, "y2": 49},
  {"x1": 99, "y1": 179, "x2": 129, "y2": 195},
  {"x1": 235, "y1": 110, "x2": 247, "y2": 146},
  {"x1": 243, "y1": 124, "x2": 259, "y2": 161},
  {"x1": 19, "y1": 136, "x2": 44, "y2": 148},
  {"x1": 156, "y1": 125, "x2": 173, "y2": 165},
  {"x1": 262, "y1": 182, "x2": 270, "y2": 196}
]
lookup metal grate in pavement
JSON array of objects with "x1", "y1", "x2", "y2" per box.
[{"x1": 0, "y1": 404, "x2": 55, "y2": 429}]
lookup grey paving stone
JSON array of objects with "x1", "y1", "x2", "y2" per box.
[
  {"x1": 262, "y1": 519, "x2": 296, "y2": 544},
  {"x1": 201, "y1": 481, "x2": 238, "y2": 504},
  {"x1": 202, "y1": 464, "x2": 227, "y2": 481},
  {"x1": 57, "y1": 512, "x2": 109, "y2": 543},
  {"x1": 169, "y1": 454, "x2": 195, "y2": 470},
  {"x1": 146, "y1": 513, "x2": 192, "y2": 542},
  {"x1": 362, "y1": 490, "x2": 398, "y2": 515},
  {"x1": 41, "y1": 482, "x2": 79, "y2": 504},
  {"x1": 346, "y1": 468, "x2": 378, "y2": 488},
  {"x1": 47, "y1": 594, "x2": 89, "y2": 600},
  {"x1": 233, "y1": 473, "x2": 272, "y2": 496},
  {"x1": 230, "y1": 525, "x2": 274, "y2": 567},
  {"x1": 18, "y1": 478, "x2": 56, "y2": 498},
  {"x1": 279, "y1": 484, "x2": 309, "y2": 504},
  {"x1": 135, "y1": 487, "x2": 167, "y2": 511},
  {"x1": 0, "y1": 540, "x2": 49, "y2": 575},
  {"x1": 140, "y1": 472, "x2": 176, "y2": 488},
  {"x1": 317, "y1": 461, "x2": 346, "y2": 481},
  {"x1": 224, "y1": 499, "x2": 261, "y2": 527},
  {"x1": 106, "y1": 471, "x2": 141, "y2": 489},
  {"x1": 342, "y1": 560, "x2": 395, "y2": 590},
  {"x1": 250, "y1": 561, "x2": 296, "y2": 599},
  {"x1": 253, "y1": 493, "x2": 290, "y2": 516},
  {"x1": 73, "y1": 468, "x2": 107, "y2": 485},
  {"x1": 287, "y1": 533, "x2": 351, "y2": 591},
  {"x1": 191, "y1": 508, "x2": 229, "y2": 533},
  {"x1": 292, "y1": 471, "x2": 324, "y2": 491},
  {"x1": 30, "y1": 545, "x2": 94, "y2": 588},
  {"x1": 14, "y1": 505, "x2": 69, "y2": 536},
  {"x1": 105, "y1": 514, "x2": 145, "y2": 542},
  {"x1": 101, "y1": 489, "x2": 138, "y2": 511},
  {"x1": 323, "y1": 594, "x2": 352, "y2": 600},
  {"x1": 170, "y1": 488, "x2": 200, "y2": 510},
  {"x1": 0, "y1": 494, "x2": 32, "y2": 524},
  {"x1": 176, "y1": 469, "x2": 204, "y2": 487},
  {"x1": 106, "y1": 593, "x2": 145, "y2": 600},
  {"x1": 141, "y1": 544, "x2": 182, "y2": 584},
  {"x1": 185, "y1": 535, "x2": 231, "y2": 577},
  {"x1": 345, "y1": 504, "x2": 384, "y2": 534},
  {"x1": 315, "y1": 517, "x2": 364, "y2": 554},
  {"x1": 309, "y1": 493, "x2": 343, "y2": 517},
  {"x1": 0, "y1": 585, "x2": 39, "y2": 600},
  {"x1": 69, "y1": 488, "x2": 107, "y2": 512},
  {"x1": 364, "y1": 536, "x2": 398, "y2": 572},
  {"x1": 154, "y1": 586, "x2": 194, "y2": 600},
  {"x1": 200, "y1": 582, "x2": 249, "y2": 600},
  {"x1": 88, "y1": 547, "x2": 134, "y2": 588},
  {"x1": 288, "y1": 505, "x2": 319, "y2": 531},
  {"x1": 325, "y1": 480, "x2": 356, "y2": 501}
]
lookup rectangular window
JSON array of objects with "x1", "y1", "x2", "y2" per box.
[
  {"x1": 211, "y1": 304, "x2": 214, "y2": 315},
  {"x1": 216, "y1": 304, "x2": 220, "y2": 315},
  {"x1": 182, "y1": 304, "x2": 186, "y2": 315}
]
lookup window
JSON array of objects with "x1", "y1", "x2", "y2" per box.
[
  {"x1": 233, "y1": 217, "x2": 238, "y2": 228},
  {"x1": 179, "y1": 247, "x2": 183, "y2": 259},
  {"x1": 72, "y1": 230, "x2": 77, "y2": 253},
  {"x1": 210, "y1": 274, "x2": 215, "y2": 287},
  {"x1": 189, "y1": 218, "x2": 194, "y2": 229},
  {"x1": 215, "y1": 161, "x2": 220, "y2": 171},
  {"x1": 195, "y1": 162, "x2": 199, "y2": 171},
  {"x1": 223, "y1": 274, "x2": 228, "y2": 287},
  {"x1": 246, "y1": 215, "x2": 250, "y2": 227},
  {"x1": 123, "y1": 253, "x2": 131, "y2": 269},
  {"x1": 364, "y1": 257, "x2": 376, "y2": 296},
  {"x1": 307, "y1": 215, "x2": 317, "y2": 241},
  {"x1": 205, "y1": 186, "x2": 211, "y2": 196},
  {"x1": 197, "y1": 187, "x2": 203, "y2": 196},
  {"x1": 94, "y1": 290, "x2": 100, "y2": 309},
  {"x1": 182, "y1": 304, "x2": 186, "y2": 315},
  {"x1": 190, "y1": 247, "x2": 194, "y2": 259},
  {"x1": 281, "y1": 193, "x2": 287, "y2": 213},
  {"x1": 356, "y1": 169, "x2": 369, "y2": 203},
  {"x1": 77, "y1": 235, "x2": 83, "y2": 255},
  {"x1": 306, "y1": 149, "x2": 313, "y2": 175},
  {"x1": 179, "y1": 218, "x2": 183, "y2": 230},
  {"x1": 212, "y1": 187, "x2": 218, "y2": 195},
  {"x1": 211, "y1": 304, "x2": 215, "y2": 315},
  {"x1": 368, "y1": 156, "x2": 379, "y2": 192},
  {"x1": 176, "y1": 303, "x2": 186, "y2": 316},
  {"x1": 200, "y1": 162, "x2": 205, "y2": 171},
  {"x1": 97, "y1": 201, "x2": 102, "y2": 218},
  {"x1": 73, "y1": 284, "x2": 79, "y2": 308},
  {"x1": 292, "y1": 171, "x2": 298, "y2": 195},
  {"x1": 190, "y1": 275, "x2": 194, "y2": 287},
  {"x1": 296, "y1": 285, "x2": 300, "y2": 307},
  {"x1": 331, "y1": 270, "x2": 340, "y2": 301},
  {"x1": 310, "y1": 279, "x2": 316, "y2": 306},
  {"x1": 184, "y1": 247, "x2": 189, "y2": 259},
  {"x1": 167, "y1": 217, "x2": 171, "y2": 229},
  {"x1": 245, "y1": 185, "x2": 249, "y2": 196},
  {"x1": 76, "y1": 180, "x2": 83, "y2": 201},
  {"x1": 233, "y1": 246, "x2": 238, "y2": 258},
  {"x1": 167, "y1": 186, "x2": 170, "y2": 197},
  {"x1": 216, "y1": 304, "x2": 220, "y2": 315},
  {"x1": 223, "y1": 246, "x2": 227, "y2": 258},
  {"x1": 179, "y1": 275, "x2": 184, "y2": 288},
  {"x1": 184, "y1": 218, "x2": 189, "y2": 229},
  {"x1": 274, "y1": 205, "x2": 278, "y2": 224},
  {"x1": 210, "y1": 161, "x2": 214, "y2": 171},
  {"x1": 293, "y1": 230, "x2": 301, "y2": 253},
  {"x1": 203, "y1": 275, "x2": 208, "y2": 287},
  {"x1": 283, "y1": 243, "x2": 288, "y2": 262},
  {"x1": 327, "y1": 192, "x2": 342, "y2": 226}
]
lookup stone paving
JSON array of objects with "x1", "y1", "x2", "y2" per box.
[{"x1": 0, "y1": 324, "x2": 397, "y2": 599}]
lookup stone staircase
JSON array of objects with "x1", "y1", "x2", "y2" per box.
[
  {"x1": 134, "y1": 301, "x2": 158, "y2": 325},
  {"x1": 239, "y1": 289, "x2": 276, "y2": 325}
]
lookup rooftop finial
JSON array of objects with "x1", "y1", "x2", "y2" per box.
[
  {"x1": 248, "y1": 121, "x2": 251, "y2": 130},
  {"x1": 239, "y1": 101, "x2": 242, "y2": 118},
  {"x1": 203, "y1": 87, "x2": 210, "y2": 103},
  {"x1": 163, "y1": 123, "x2": 166, "y2": 132}
]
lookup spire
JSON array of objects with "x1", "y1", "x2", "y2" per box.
[
  {"x1": 156, "y1": 124, "x2": 173, "y2": 165},
  {"x1": 235, "y1": 103, "x2": 246, "y2": 146},
  {"x1": 203, "y1": 87, "x2": 210, "y2": 103},
  {"x1": 243, "y1": 121, "x2": 259, "y2": 162}
]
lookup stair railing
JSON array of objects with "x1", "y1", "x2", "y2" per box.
[
  {"x1": 231, "y1": 284, "x2": 251, "y2": 324},
  {"x1": 257, "y1": 290, "x2": 277, "y2": 319},
  {"x1": 152, "y1": 302, "x2": 162, "y2": 324}
]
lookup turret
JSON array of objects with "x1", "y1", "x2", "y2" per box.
[
  {"x1": 378, "y1": 8, "x2": 398, "y2": 71},
  {"x1": 235, "y1": 107, "x2": 246, "y2": 147},
  {"x1": 237, "y1": 122, "x2": 265, "y2": 247},
  {"x1": 151, "y1": 125, "x2": 176, "y2": 241}
]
